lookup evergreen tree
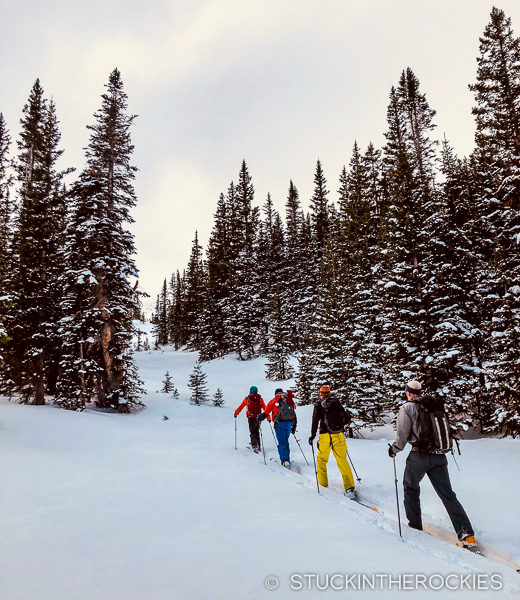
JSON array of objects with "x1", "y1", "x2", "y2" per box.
[
  {"x1": 378, "y1": 70, "x2": 437, "y2": 409},
  {"x1": 469, "y1": 8, "x2": 520, "y2": 434},
  {"x1": 419, "y1": 139, "x2": 484, "y2": 428},
  {"x1": 188, "y1": 360, "x2": 208, "y2": 405},
  {"x1": 169, "y1": 270, "x2": 186, "y2": 350},
  {"x1": 7, "y1": 81, "x2": 69, "y2": 403},
  {"x1": 0, "y1": 114, "x2": 13, "y2": 375},
  {"x1": 265, "y1": 287, "x2": 294, "y2": 380},
  {"x1": 224, "y1": 162, "x2": 261, "y2": 359},
  {"x1": 154, "y1": 279, "x2": 169, "y2": 346},
  {"x1": 55, "y1": 69, "x2": 143, "y2": 411},
  {"x1": 184, "y1": 231, "x2": 206, "y2": 349},
  {"x1": 257, "y1": 194, "x2": 285, "y2": 353},
  {"x1": 469, "y1": 7, "x2": 520, "y2": 191},
  {"x1": 213, "y1": 387, "x2": 224, "y2": 407},
  {"x1": 162, "y1": 371, "x2": 173, "y2": 393},
  {"x1": 200, "y1": 193, "x2": 231, "y2": 359},
  {"x1": 309, "y1": 159, "x2": 332, "y2": 254}
]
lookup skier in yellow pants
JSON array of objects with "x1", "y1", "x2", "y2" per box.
[{"x1": 308, "y1": 385, "x2": 356, "y2": 499}]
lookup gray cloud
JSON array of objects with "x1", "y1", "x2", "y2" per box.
[{"x1": 2, "y1": 0, "x2": 519, "y2": 302}]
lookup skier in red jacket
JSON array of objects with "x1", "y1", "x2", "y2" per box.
[{"x1": 258, "y1": 388, "x2": 297, "y2": 467}]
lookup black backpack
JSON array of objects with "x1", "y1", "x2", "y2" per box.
[
  {"x1": 321, "y1": 397, "x2": 349, "y2": 433},
  {"x1": 415, "y1": 395, "x2": 452, "y2": 453},
  {"x1": 277, "y1": 393, "x2": 296, "y2": 421}
]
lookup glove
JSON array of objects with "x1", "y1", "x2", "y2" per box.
[
  {"x1": 291, "y1": 426, "x2": 296, "y2": 435},
  {"x1": 257, "y1": 413, "x2": 267, "y2": 423},
  {"x1": 388, "y1": 445, "x2": 396, "y2": 458},
  {"x1": 308, "y1": 436, "x2": 315, "y2": 446},
  {"x1": 234, "y1": 414, "x2": 237, "y2": 418}
]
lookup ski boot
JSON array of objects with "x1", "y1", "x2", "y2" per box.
[
  {"x1": 344, "y1": 487, "x2": 356, "y2": 500},
  {"x1": 458, "y1": 535, "x2": 478, "y2": 549},
  {"x1": 282, "y1": 460, "x2": 291, "y2": 469}
]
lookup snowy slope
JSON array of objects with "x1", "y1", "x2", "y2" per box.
[{"x1": 1, "y1": 346, "x2": 520, "y2": 600}]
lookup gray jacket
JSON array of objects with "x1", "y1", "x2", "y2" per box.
[{"x1": 391, "y1": 401, "x2": 420, "y2": 454}]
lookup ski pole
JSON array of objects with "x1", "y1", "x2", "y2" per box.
[
  {"x1": 259, "y1": 426, "x2": 266, "y2": 466},
  {"x1": 311, "y1": 441, "x2": 320, "y2": 494},
  {"x1": 293, "y1": 433, "x2": 309, "y2": 466},
  {"x1": 346, "y1": 447, "x2": 361, "y2": 484},
  {"x1": 234, "y1": 417, "x2": 237, "y2": 450},
  {"x1": 451, "y1": 448, "x2": 461, "y2": 471},
  {"x1": 269, "y1": 421, "x2": 278, "y2": 447},
  {"x1": 391, "y1": 452, "x2": 403, "y2": 538}
]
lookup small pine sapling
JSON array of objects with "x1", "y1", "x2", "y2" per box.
[{"x1": 213, "y1": 388, "x2": 225, "y2": 407}]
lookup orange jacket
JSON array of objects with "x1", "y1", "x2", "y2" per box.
[{"x1": 234, "y1": 393, "x2": 270, "y2": 419}]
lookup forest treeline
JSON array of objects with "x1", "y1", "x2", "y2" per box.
[{"x1": 152, "y1": 7, "x2": 520, "y2": 435}]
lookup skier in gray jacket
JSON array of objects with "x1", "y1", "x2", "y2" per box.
[{"x1": 389, "y1": 380, "x2": 476, "y2": 547}]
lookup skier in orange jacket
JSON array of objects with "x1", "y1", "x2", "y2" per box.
[{"x1": 234, "y1": 386, "x2": 270, "y2": 453}]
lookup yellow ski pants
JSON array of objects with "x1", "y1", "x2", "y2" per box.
[{"x1": 317, "y1": 432, "x2": 355, "y2": 490}]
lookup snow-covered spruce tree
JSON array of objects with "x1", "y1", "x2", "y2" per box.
[
  {"x1": 168, "y1": 270, "x2": 187, "y2": 350},
  {"x1": 7, "y1": 81, "x2": 70, "y2": 404},
  {"x1": 283, "y1": 180, "x2": 314, "y2": 352},
  {"x1": 469, "y1": 7, "x2": 520, "y2": 192},
  {"x1": 224, "y1": 162, "x2": 262, "y2": 359},
  {"x1": 199, "y1": 192, "x2": 231, "y2": 360},
  {"x1": 55, "y1": 69, "x2": 143, "y2": 411},
  {"x1": 154, "y1": 279, "x2": 169, "y2": 346},
  {"x1": 332, "y1": 142, "x2": 387, "y2": 426},
  {"x1": 213, "y1": 387, "x2": 224, "y2": 407},
  {"x1": 377, "y1": 69, "x2": 437, "y2": 410},
  {"x1": 184, "y1": 231, "x2": 206, "y2": 349},
  {"x1": 162, "y1": 371, "x2": 173, "y2": 393},
  {"x1": 418, "y1": 139, "x2": 485, "y2": 429},
  {"x1": 265, "y1": 286, "x2": 294, "y2": 381},
  {"x1": 188, "y1": 360, "x2": 208, "y2": 405},
  {"x1": 468, "y1": 7, "x2": 520, "y2": 434},
  {"x1": 0, "y1": 114, "x2": 14, "y2": 377},
  {"x1": 295, "y1": 350, "x2": 316, "y2": 405},
  {"x1": 309, "y1": 159, "x2": 332, "y2": 258},
  {"x1": 257, "y1": 194, "x2": 286, "y2": 354}
]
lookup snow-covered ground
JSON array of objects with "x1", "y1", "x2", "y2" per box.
[{"x1": 1, "y1": 343, "x2": 520, "y2": 599}]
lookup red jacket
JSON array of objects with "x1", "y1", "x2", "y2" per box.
[
  {"x1": 234, "y1": 393, "x2": 269, "y2": 419},
  {"x1": 264, "y1": 390, "x2": 297, "y2": 426}
]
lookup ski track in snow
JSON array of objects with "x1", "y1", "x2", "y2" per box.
[{"x1": 1, "y1": 344, "x2": 520, "y2": 599}]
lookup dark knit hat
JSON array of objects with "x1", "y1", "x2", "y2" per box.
[{"x1": 275, "y1": 388, "x2": 283, "y2": 395}]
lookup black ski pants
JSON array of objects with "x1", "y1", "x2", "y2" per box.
[
  {"x1": 248, "y1": 417, "x2": 261, "y2": 450},
  {"x1": 403, "y1": 451, "x2": 474, "y2": 540}
]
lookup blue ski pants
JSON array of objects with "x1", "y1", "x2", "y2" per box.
[{"x1": 275, "y1": 420, "x2": 292, "y2": 462}]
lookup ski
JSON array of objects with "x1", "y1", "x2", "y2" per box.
[
  {"x1": 423, "y1": 523, "x2": 520, "y2": 574},
  {"x1": 269, "y1": 457, "x2": 301, "y2": 474},
  {"x1": 351, "y1": 498, "x2": 381, "y2": 514}
]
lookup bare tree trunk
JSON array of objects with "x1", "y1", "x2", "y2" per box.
[{"x1": 33, "y1": 355, "x2": 45, "y2": 405}]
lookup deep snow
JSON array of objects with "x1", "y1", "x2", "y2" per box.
[{"x1": 1, "y1": 343, "x2": 520, "y2": 599}]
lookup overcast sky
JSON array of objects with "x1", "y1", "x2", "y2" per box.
[{"x1": 2, "y1": 0, "x2": 520, "y2": 302}]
